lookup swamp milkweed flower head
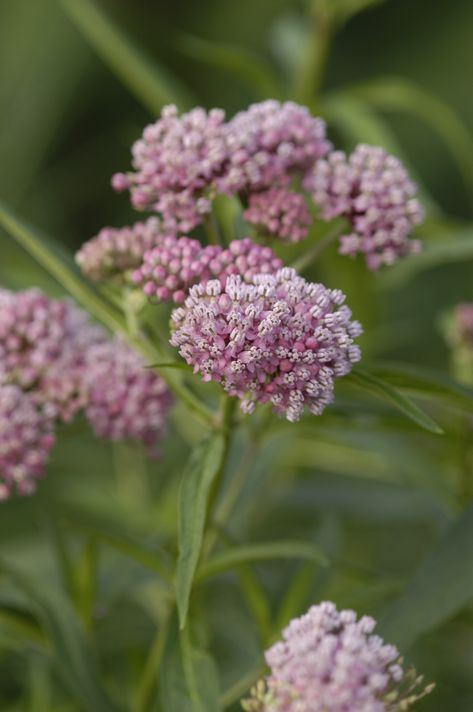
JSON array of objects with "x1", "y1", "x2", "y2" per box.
[
  {"x1": 0, "y1": 385, "x2": 56, "y2": 499},
  {"x1": 112, "y1": 104, "x2": 229, "y2": 232},
  {"x1": 0, "y1": 288, "x2": 105, "y2": 421},
  {"x1": 244, "y1": 188, "x2": 312, "y2": 243},
  {"x1": 134, "y1": 237, "x2": 283, "y2": 304},
  {"x1": 82, "y1": 338, "x2": 173, "y2": 454},
  {"x1": 170, "y1": 267, "x2": 362, "y2": 422},
  {"x1": 76, "y1": 217, "x2": 167, "y2": 283},
  {"x1": 443, "y1": 302, "x2": 473, "y2": 385},
  {"x1": 243, "y1": 601, "x2": 433, "y2": 712},
  {"x1": 304, "y1": 144, "x2": 424, "y2": 270},
  {"x1": 221, "y1": 100, "x2": 330, "y2": 194}
]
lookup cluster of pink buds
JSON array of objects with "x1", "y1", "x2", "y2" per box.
[
  {"x1": 244, "y1": 188, "x2": 312, "y2": 243},
  {"x1": 170, "y1": 268, "x2": 362, "y2": 421},
  {"x1": 133, "y1": 236, "x2": 283, "y2": 304},
  {"x1": 304, "y1": 145, "x2": 423, "y2": 270},
  {"x1": 0, "y1": 385, "x2": 56, "y2": 499},
  {"x1": 0, "y1": 288, "x2": 172, "y2": 498},
  {"x1": 243, "y1": 602, "x2": 433, "y2": 712}
]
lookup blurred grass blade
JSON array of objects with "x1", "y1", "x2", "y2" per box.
[
  {"x1": 347, "y1": 368, "x2": 444, "y2": 434},
  {"x1": 366, "y1": 361, "x2": 473, "y2": 412},
  {"x1": 160, "y1": 613, "x2": 220, "y2": 712},
  {"x1": 322, "y1": 92, "x2": 439, "y2": 213},
  {"x1": 176, "y1": 33, "x2": 282, "y2": 99},
  {"x1": 197, "y1": 540, "x2": 328, "y2": 582},
  {"x1": 347, "y1": 76, "x2": 473, "y2": 202},
  {"x1": 379, "y1": 504, "x2": 473, "y2": 649},
  {"x1": 0, "y1": 199, "x2": 125, "y2": 333},
  {"x1": 59, "y1": 0, "x2": 194, "y2": 113},
  {"x1": 0, "y1": 561, "x2": 119, "y2": 712},
  {"x1": 381, "y1": 227, "x2": 473, "y2": 288},
  {"x1": 176, "y1": 435, "x2": 226, "y2": 629}
]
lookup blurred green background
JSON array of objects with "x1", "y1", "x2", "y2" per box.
[{"x1": 1, "y1": 1, "x2": 473, "y2": 710}]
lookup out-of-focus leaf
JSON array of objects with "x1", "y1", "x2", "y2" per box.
[
  {"x1": 381, "y1": 228, "x2": 473, "y2": 288},
  {"x1": 366, "y1": 362, "x2": 473, "y2": 412},
  {"x1": 332, "y1": 0, "x2": 386, "y2": 24},
  {"x1": 59, "y1": 0, "x2": 193, "y2": 113},
  {"x1": 322, "y1": 92, "x2": 439, "y2": 213},
  {"x1": 346, "y1": 368, "x2": 444, "y2": 434},
  {"x1": 347, "y1": 77, "x2": 473, "y2": 201},
  {"x1": 160, "y1": 614, "x2": 220, "y2": 712},
  {"x1": 379, "y1": 504, "x2": 473, "y2": 650},
  {"x1": 176, "y1": 34, "x2": 281, "y2": 99},
  {"x1": 176, "y1": 435, "x2": 226, "y2": 629},
  {"x1": 0, "y1": 561, "x2": 118, "y2": 712},
  {"x1": 196, "y1": 540, "x2": 328, "y2": 582},
  {"x1": 0, "y1": 199, "x2": 125, "y2": 334}
]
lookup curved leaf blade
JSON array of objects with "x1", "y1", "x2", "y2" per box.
[
  {"x1": 176, "y1": 434, "x2": 226, "y2": 629},
  {"x1": 347, "y1": 368, "x2": 444, "y2": 434},
  {"x1": 196, "y1": 540, "x2": 328, "y2": 582},
  {"x1": 59, "y1": 0, "x2": 193, "y2": 112},
  {"x1": 379, "y1": 504, "x2": 473, "y2": 650}
]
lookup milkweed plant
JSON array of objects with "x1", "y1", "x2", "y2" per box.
[{"x1": 1, "y1": 0, "x2": 473, "y2": 710}]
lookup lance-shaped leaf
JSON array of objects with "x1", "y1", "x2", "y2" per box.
[
  {"x1": 176, "y1": 434, "x2": 226, "y2": 628},
  {"x1": 346, "y1": 368, "x2": 444, "y2": 434},
  {"x1": 59, "y1": 0, "x2": 193, "y2": 112}
]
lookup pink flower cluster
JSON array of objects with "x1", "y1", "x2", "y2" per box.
[
  {"x1": 243, "y1": 602, "x2": 431, "y2": 712},
  {"x1": 0, "y1": 288, "x2": 172, "y2": 498},
  {"x1": 112, "y1": 101, "x2": 329, "y2": 238},
  {"x1": 76, "y1": 217, "x2": 165, "y2": 283},
  {"x1": 170, "y1": 268, "x2": 361, "y2": 421},
  {"x1": 134, "y1": 236, "x2": 283, "y2": 304},
  {"x1": 0, "y1": 385, "x2": 55, "y2": 499},
  {"x1": 82, "y1": 339, "x2": 172, "y2": 455},
  {"x1": 244, "y1": 188, "x2": 312, "y2": 243},
  {"x1": 304, "y1": 144, "x2": 423, "y2": 270}
]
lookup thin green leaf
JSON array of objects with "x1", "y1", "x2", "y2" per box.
[
  {"x1": 58, "y1": 0, "x2": 193, "y2": 113},
  {"x1": 347, "y1": 76, "x2": 473, "y2": 201},
  {"x1": 176, "y1": 34, "x2": 281, "y2": 99},
  {"x1": 0, "y1": 199, "x2": 125, "y2": 334},
  {"x1": 160, "y1": 614, "x2": 220, "y2": 712},
  {"x1": 366, "y1": 361, "x2": 473, "y2": 412},
  {"x1": 382, "y1": 227, "x2": 473, "y2": 288},
  {"x1": 347, "y1": 368, "x2": 444, "y2": 434},
  {"x1": 176, "y1": 435, "x2": 226, "y2": 629},
  {"x1": 379, "y1": 504, "x2": 473, "y2": 650},
  {"x1": 197, "y1": 540, "x2": 328, "y2": 582},
  {"x1": 145, "y1": 361, "x2": 191, "y2": 371},
  {"x1": 0, "y1": 560, "x2": 118, "y2": 712},
  {"x1": 322, "y1": 92, "x2": 439, "y2": 213}
]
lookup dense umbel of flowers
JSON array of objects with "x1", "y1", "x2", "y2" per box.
[
  {"x1": 243, "y1": 602, "x2": 432, "y2": 712},
  {"x1": 112, "y1": 105, "x2": 229, "y2": 231},
  {"x1": 76, "y1": 217, "x2": 165, "y2": 283},
  {"x1": 112, "y1": 101, "x2": 329, "y2": 232},
  {"x1": 170, "y1": 268, "x2": 362, "y2": 421},
  {"x1": 134, "y1": 236, "x2": 283, "y2": 304},
  {"x1": 0, "y1": 385, "x2": 56, "y2": 499},
  {"x1": 0, "y1": 287, "x2": 105, "y2": 421},
  {"x1": 82, "y1": 339, "x2": 173, "y2": 455},
  {"x1": 304, "y1": 144, "x2": 424, "y2": 270},
  {"x1": 244, "y1": 188, "x2": 312, "y2": 243}
]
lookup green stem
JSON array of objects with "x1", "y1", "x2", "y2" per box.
[
  {"x1": 293, "y1": 3, "x2": 335, "y2": 106},
  {"x1": 132, "y1": 610, "x2": 171, "y2": 712},
  {"x1": 203, "y1": 212, "x2": 223, "y2": 246},
  {"x1": 76, "y1": 536, "x2": 99, "y2": 630},
  {"x1": 291, "y1": 219, "x2": 346, "y2": 273}
]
